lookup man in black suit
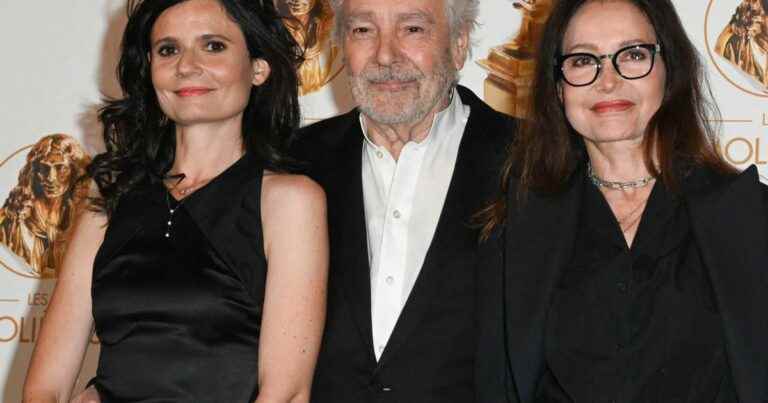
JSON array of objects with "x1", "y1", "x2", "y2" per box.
[{"x1": 294, "y1": 0, "x2": 515, "y2": 401}]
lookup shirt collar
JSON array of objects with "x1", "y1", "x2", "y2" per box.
[{"x1": 359, "y1": 87, "x2": 468, "y2": 151}]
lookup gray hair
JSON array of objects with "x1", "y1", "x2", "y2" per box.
[{"x1": 330, "y1": 0, "x2": 479, "y2": 54}]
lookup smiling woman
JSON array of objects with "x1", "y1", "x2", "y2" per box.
[
  {"x1": 21, "y1": 1, "x2": 328, "y2": 403},
  {"x1": 478, "y1": 0, "x2": 768, "y2": 402},
  {"x1": 149, "y1": 0, "x2": 266, "y2": 128}
]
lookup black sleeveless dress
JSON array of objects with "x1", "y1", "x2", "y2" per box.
[{"x1": 91, "y1": 155, "x2": 267, "y2": 402}]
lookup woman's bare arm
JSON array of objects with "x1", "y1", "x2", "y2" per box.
[
  {"x1": 22, "y1": 209, "x2": 107, "y2": 403},
  {"x1": 256, "y1": 173, "x2": 328, "y2": 403}
]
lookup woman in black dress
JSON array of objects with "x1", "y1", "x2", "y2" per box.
[
  {"x1": 478, "y1": 0, "x2": 768, "y2": 402},
  {"x1": 23, "y1": 0, "x2": 328, "y2": 402}
]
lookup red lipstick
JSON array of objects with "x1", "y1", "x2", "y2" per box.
[
  {"x1": 175, "y1": 87, "x2": 212, "y2": 97},
  {"x1": 590, "y1": 100, "x2": 635, "y2": 114}
]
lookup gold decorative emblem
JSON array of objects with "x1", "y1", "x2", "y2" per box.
[
  {"x1": 477, "y1": 0, "x2": 554, "y2": 117},
  {"x1": 279, "y1": 0, "x2": 343, "y2": 95},
  {"x1": 706, "y1": 0, "x2": 768, "y2": 96},
  {"x1": 0, "y1": 134, "x2": 91, "y2": 279}
]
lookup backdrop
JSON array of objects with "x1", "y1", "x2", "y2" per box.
[{"x1": 0, "y1": 0, "x2": 766, "y2": 401}]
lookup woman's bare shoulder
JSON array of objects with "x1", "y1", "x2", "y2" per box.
[{"x1": 261, "y1": 171, "x2": 325, "y2": 211}]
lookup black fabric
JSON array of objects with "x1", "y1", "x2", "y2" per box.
[
  {"x1": 91, "y1": 154, "x2": 267, "y2": 403},
  {"x1": 293, "y1": 86, "x2": 515, "y2": 403},
  {"x1": 536, "y1": 179, "x2": 737, "y2": 403},
  {"x1": 479, "y1": 165, "x2": 768, "y2": 403}
]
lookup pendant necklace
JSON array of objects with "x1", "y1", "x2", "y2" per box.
[
  {"x1": 162, "y1": 172, "x2": 213, "y2": 238},
  {"x1": 163, "y1": 172, "x2": 187, "y2": 239},
  {"x1": 164, "y1": 191, "x2": 185, "y2": 239}
]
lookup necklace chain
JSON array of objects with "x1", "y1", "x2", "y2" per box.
[
  {"x1": 164, "y1": 191, "x2": 185, "y2": 239},
  {"x1": 161, "y1": 171, "x2": 215, "y2": 237},
  {"x1": 165, "y1": 173, "x2": 212, "y2": 197},
  {"x1": 587, "y1": 163, "x2": 656, "y2": 190}
]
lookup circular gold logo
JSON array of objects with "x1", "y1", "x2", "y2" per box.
[
  {"x1": 705, "y1": 0, "x2": 768, "y2": 97},
  {"x1": 0, "y1": 134, "x2": 91, "y2": 279}
]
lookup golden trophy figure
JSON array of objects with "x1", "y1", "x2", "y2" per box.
[
  {"x1": 715, "y1": 0, "x2": 768, "y2": 89},
  {"x1": 477, "y1": 0, "x2": 553, "y2": 117},
  {"x1": 280, "y1": 0, "x2": 340, "y2": 95},
  {"x1": 0, "y1": 134, "x2": 90, "y2": 278}
]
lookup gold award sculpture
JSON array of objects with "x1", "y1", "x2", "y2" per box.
[
  {"x1": 478, "y1": 0, "x2": 553, "y2": 117},
  {"x1": 0, "y1": 134, "x2": 91, "y2": 279},
  {"x1": 715, "y1": 0, "x2": 768, "y2": 90},
  {"x1": 280, "y1": 0, "x2": 341, "y2": 95}
]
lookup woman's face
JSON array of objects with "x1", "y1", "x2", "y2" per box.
[
  {"x1": 560, "y1": 0, "x2": 666, "y2": 147},
  {"x1": 150, "y1": 0, "x2": 269, "y2": 128}
]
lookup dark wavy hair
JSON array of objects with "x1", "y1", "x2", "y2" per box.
[
  {"x1": 479, "y1": 0, "x2": 736, "y2": 239},
  {"x1": 88, "y1": 0, "x2": 303, "y2": 217}
]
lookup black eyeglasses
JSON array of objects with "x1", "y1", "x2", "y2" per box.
[{"x1": 556, "y1": 43, "x2": 662, "y2": 87}]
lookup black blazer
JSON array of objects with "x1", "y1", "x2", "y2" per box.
[
  {"x1": 294, "y1": 86, "x2": 516, "y2": 403},
  {"x1": 477, "y1": 165, "x2": 768, "y2": 403}
]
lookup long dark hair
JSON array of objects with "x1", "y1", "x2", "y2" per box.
[
  {"x1": 479, "y1": 0, "x2": 735, "y2": 239},
  {"x1": 88, "y1": 0, "x2": 303, "y2": 217}
]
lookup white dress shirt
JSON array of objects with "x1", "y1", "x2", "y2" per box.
[{"x1": 361, "y1": 89, "x2": 470, "y2": 360}]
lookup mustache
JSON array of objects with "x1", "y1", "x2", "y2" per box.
[{"x1": 361, "y1": 65, "x2": 424, "y2": 83}]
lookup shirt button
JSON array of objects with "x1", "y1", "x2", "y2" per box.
[
  {"x1": 377, "y1": 345, "x2": 385, "y2": 353},
  {"x1": 376, "y1": 151, "x2": 384, "y2": 159},
  {"x1": 392, "y1": 210, "x2": 401, "y2": 219},
  {"x1": 386, "y1": 275, "x2": 394, "y2": 285}
]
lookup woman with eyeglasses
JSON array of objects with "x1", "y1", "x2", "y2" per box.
[{"x1": 476, "y1": 0, "x2": 768, "y2": 402}]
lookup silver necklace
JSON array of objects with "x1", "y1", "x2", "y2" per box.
[
  {"x1": 587, "y1": 163, "x2": 656, "y2": 190},
  {"x1": 164, "y1": 191, "x2": 185, "y2": 239}
]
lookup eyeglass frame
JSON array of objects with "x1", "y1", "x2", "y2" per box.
[{"x1": 554, "y1": 43, "x2": 663, "y2": 87}]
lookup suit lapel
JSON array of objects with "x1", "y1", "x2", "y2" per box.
[
  {"x1": 503, "y1": 175, "x2": 583, "y2": 403},
  {"x1": 375, "y1": 125, "x2": 478, "y2": 369},
  {"x1": 327, "y1": 118, "x2": 376, "y2": 358},
  {"x1": 685, "y1": 166, "x2": 768, "y2": 402},
  {"x1": 375, "y1": 88, "x2": 512, "y2": 368}
]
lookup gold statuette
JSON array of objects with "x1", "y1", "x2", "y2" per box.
[
  {"x1": 280, "y1": 0, "x2": 341, "y2": 95},
  {"x1": 477, "y1": 0, "x2": 553, "y2": 117},
  {"x1": 715, "y1": 0, "x2": 768, "y2": 90}
]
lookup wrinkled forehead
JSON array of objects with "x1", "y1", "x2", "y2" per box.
[{"x1": 343, "y1": 0, "x2": 447, "y2": 25}]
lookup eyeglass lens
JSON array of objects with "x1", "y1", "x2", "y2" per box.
[{"x1": 561, "y1": 45, "x2": 656, "y2": 86}]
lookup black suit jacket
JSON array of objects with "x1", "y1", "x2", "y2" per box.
[
  {"x1": 478, "y1": 165, "x2": 768, "y2": 403},
  {"x1": 294, "y1": 86, "x2": 516, "y2": 403}
]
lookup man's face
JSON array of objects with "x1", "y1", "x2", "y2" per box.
[
  {"x1": 33, "y1": 152, "x2": 73, "y2": 200},
  {"x1": 341, "y1": 0, "x2": 468, "y2": 125}
]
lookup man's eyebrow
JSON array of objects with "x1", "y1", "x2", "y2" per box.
[
  {"x1": 346, "y1": 12, "x2": 374, "y2": 24},
  {"x1": 397, "y1": 11, "x2": 435, "y2": 24}
]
